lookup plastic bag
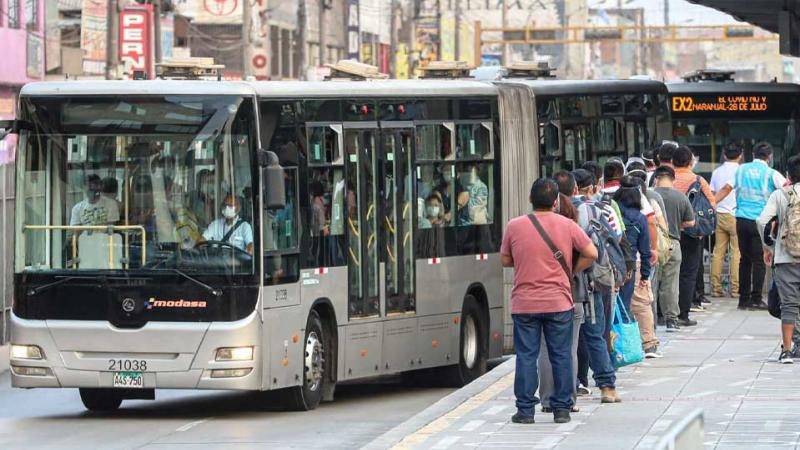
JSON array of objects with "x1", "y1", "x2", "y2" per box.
[{"x1": 609, "y1": 294, "x2": 644, "y2": 368}]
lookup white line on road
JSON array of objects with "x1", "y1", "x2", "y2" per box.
[
  {"x1": 688, "y1": 390, "x2": 718, "y2": 398},
  {"x1": 431, "y1": 436, "x2": 461, "y2": 449},
  {"x1": 728, "y1": 378, "x2": 755, "y2": 387},
  {"x1": 482, "y1": 405, "x2": 509, "y2": 416},
  {"x1": 638, "y1": 377, "x2": 677, "y2": 387},
  {"x1": 458, "y1": 420, "x2": 485, "y2": 432},
  {"x1": 175, "y1": 417, "x2": 212, "y2": 432}
]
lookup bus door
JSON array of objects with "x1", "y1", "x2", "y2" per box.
[{"x1": 379, "y1": 123, "x2": 415, "y2": 315}]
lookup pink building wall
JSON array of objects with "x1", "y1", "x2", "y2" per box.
[{"x1": 0, "y1": 0, "x2": 46, "y2": 120}]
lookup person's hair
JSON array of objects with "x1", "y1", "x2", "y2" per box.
[
  {"x1": 642, "y1": 148, "x2": 660, "y2": 167},
  {"x1": 102, "y1": 177, "x2": 118, "y2": 194},
  {"x1": 753, "y1": 141, "x2": 774, "y2": 160},
  {"x1": 659, "y1": 142, "x2": 678, "y2": 163},
  {"x1": 654, "y1": 165, "x2": 675, "y2": 180},
  {"x1": 425, "y1": 192, "x2": 442, "y2": 205},
  {"x1": 603, "y1": 160, "x2": 625, "y2": 182},
  {"x1": 86, "y1": 174, "x2": 101, "y2": 185},
  {"x1": 672, "y1": 146, "x2": 694, "y2": 168},
  {"x1": 613, "y1": 176, "x2": 642, "y2": 209},
  {"x1": 573, "y1": 168, "x2": 595, "y2": 190},
  {"x1": 582, "y1": 161, "x2": 602, "y2": 182},
  {"x1": 788, "y1": 154, "x2": 800, "y2": 183},
  {"x1": 626, "y1": 160, "x2": 647, "y2": 174},
  {"x1": 628, "y1": 170, "x2": 648, "y2": 193},
  {"x1": 557, "y1": 193, "x2": 578, "y2": 222},
  {"x1": 553, "y1": 170, "x2": 576, "y2": 196},
  {"x1": 309, "y1": 181, "x2": 324, "y2": 198},
  {"x1": 724, "y1": 142, "x2": 742, "y2": 160},
  {"x1": 530, "y1": 178, "x2": 559, "y2": 210}
]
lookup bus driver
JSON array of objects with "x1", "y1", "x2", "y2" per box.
[{"x1": 198, "y1": 194, "x2": 254, "y2": 255}]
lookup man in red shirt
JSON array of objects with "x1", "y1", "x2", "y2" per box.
[{"x1": 501, "y1": 178, "x2": 598, "y2": 425}]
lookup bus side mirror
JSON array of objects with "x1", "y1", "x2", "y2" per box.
[
  {"x1": 259, "y1": 149, "x2": 286, "y2": 210},
  {"x1": 0, "y1": 120, "x2": 17, "y2": 141}
]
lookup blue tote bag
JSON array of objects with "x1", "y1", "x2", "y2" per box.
[{"x1": 609, "y1": 294, "x2": 644, "y2": 368}]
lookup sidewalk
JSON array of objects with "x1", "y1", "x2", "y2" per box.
[{"x1": 364, "y1": 299, "x2": 799, "y2": 450}]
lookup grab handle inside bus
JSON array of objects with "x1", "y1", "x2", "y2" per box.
[{"x1": 259, "y1": 148, "x2": 286, "y2": 210}]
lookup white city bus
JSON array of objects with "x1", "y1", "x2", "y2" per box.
[{"x1": 6, "y1": 77, "x2": 528, "y2": 411}]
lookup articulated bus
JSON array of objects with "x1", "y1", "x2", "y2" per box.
[
  {"x1": 5, "y1": 73, "x2": 668, "y2": 411},
  {"x1": 668, "y1": 70, "x2": 800, "y2": 178}
]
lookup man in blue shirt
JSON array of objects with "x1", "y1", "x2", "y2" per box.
[
  {"x1": 200, "y1": 194, "x2": 254, "y2": 255},
  {"x1": 716, "y1": 142, "x2": 787, "y2": 310}
]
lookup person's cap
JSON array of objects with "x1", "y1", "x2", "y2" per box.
[{"x1": 572, "y1": 169, "x2": 595, "y2": 189}]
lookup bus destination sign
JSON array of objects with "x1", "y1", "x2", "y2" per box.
[{"x1": 672, "y1": 95, "x2": 768, "y2": 113}]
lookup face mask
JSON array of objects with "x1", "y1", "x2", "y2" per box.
[
  {"x1": 426, "y1": 205, "x2": 440, "y2": 217},
  {"x1": 222, "y1": 205, "x2": 237, "y2": 219},
  {"x1": 443, "y1": 173, "x2": 452, "y2": 183}
]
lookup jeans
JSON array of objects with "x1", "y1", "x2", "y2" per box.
[
  {"x1": 620, "y1": 277, "x2": 635, "y2": 314},
  {"x1": 539, "y1": 304, "x2": 583, "y2": 408},
  {"x1": 578, "y1": 291, "x2": 616, "y2": 388},
  {"x1": 679, "y1": 234, "x2": 703, "y2": 320},
  {"x1": 694, "y1": 237, "x2": 707, "y2": 304},
  {"x1": 737, "y1": 218, "x2": 767, "y2": 307},
  {"x1": 513, "y1": 310, "x2": 575, "y2": 416},
  {"x1": 711, "y1": 213, "x2": 740, "y2": 295}
]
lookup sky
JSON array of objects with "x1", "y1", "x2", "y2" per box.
[{"x1": 587, "y1": 0, "x2": 741, "y2": 26}]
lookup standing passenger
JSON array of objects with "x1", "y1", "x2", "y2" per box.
[
  {"x1": 501, "y1": 178, "x2": 597, "y2": 425},
  {"x1": 709, "y1": 143, "x2": 742, "y2": 298}
]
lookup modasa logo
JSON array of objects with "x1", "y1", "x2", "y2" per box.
[{"x1": 145, "y1": 297, "x2": 208, "y2": 309}]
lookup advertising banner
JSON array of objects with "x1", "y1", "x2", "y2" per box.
[
  {"x1": 120, "y1": 6, "x2": 154, "y2": 79},
  {"x1": 80, "y1": 0, "x2": 107, "y2": 74}
]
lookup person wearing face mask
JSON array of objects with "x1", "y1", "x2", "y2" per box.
[
  {"x1": 70, "y1": 174, "x2": 121, "y2": 226},
  {"x1": 199, "y1": 194, "x2": 254, "y2": 255},
  {"x1": 457, "y1": 164, "x2": 489, "y2": 226},
  {"x1": 420, "y1": 193, "x2": 445, "y2": 229}
]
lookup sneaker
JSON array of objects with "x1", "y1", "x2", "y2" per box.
[
  {"x1": 665, "y1": 320, "x2": 680, "y2": 332},
  {"x1": 701, "y1": 297, "x2": 712, "y2": 304},
  {"x1": 690, "y1": 304, "x2": 706, "y2": 313},
  {"x1": 644, "y1": 346, "x2": 663, "y2": 358},
  {"x1": 553, "y1": 409, "x2": 571, "y2": 424},
  {"x1": 779, "y1": 347, "x2": 794, "y2": 364},
  {"x1": 576, "y1": 384, "x2": 591, "y2": 396},
  {"x1": 748, "y1": 301, "x2": 769, "y2": 311},
  {"x1": 511, "y1": 412, "x2": 536, "y2": 424},
  {"x1": 677, "y1": 318, "x2": 698, "y2": 327},
  {"x1": 737, "y1": 305, "x2": 749, "y2": 311}
]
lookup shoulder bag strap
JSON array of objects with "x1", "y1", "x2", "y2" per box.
[
  {"x1": 527, "y1": 214, "x2": 572, "y2": 280},
  {"x1": 221, "y1": 218, "x2": 244, "y2": 243}
]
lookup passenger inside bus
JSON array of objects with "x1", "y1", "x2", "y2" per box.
[
  {"x1": 198, "y1": 194, "x2": 254, "y2": 255},
  {"x1": 70, "y1": 174, "x2": 121, "y2": 226},
  {"x1": 456, "y1": 164, "x2": 489, "y2": 226},
  {"x1": 189, "y1": 169, "x2": 216, "y2": 229},
  {"x1": 420, "y1": 192, "x2": 446, "y2": 229}
]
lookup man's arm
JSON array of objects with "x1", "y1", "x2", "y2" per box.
[
  {"x1": 757, "y1": 191, "x2": 780, "y2": 249},
  {"x1": 714, "y1": 183, "x2": 733, "y2": 205},
  {"x1": 501, "y1": 254, "x2": 514, "y2": 267},
  {"x1": 701, "y1": 178, "x2": 717, "y2": 208},
  {"x1": 646, "y1": 214, "x2": 658, "y2": 264},
  {"x1": 573, "y1": 242, "x2": 598, "y2": 274}
]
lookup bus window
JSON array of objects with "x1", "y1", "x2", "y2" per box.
[
  {"x1": 456, "y1": 123, "x2": 492, "y2": 160},
  {"x1": 306, "y1": 167, "x2": 345, "y2": 268},
  {"x1": 264, "y1": 167, "x2": 300, "y2": 285},
  {"x1": 455, "y1": 163, "x2": 493, "y2": 227},
  {"x1": 416, "y1": 124, "x2": 453, "y2": 160},
  {"x1": 308, "y1": 126, "x2": 341, "y2": 165}
]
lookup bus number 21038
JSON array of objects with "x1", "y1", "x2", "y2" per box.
[{"x1": 108, "y1": 359, "x2": 147, "y2": 371}]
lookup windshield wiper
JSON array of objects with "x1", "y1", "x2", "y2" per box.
[
  {"x1": 167, "y1": 268, "x2": 222, "y2": 297},
  {"x1": 27, "y1": 276, "x2": 98, "y2": 297}
]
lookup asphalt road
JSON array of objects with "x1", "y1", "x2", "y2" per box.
[{"x1": 0, "y1": 372, "x2": 457, "y2": 450}]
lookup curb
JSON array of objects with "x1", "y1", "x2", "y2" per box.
[
  {"x1": 361, "y1": 356, "x2": 516, "y2": 450},
  {"x1": 0, "y1": 345, "x2": 8, "y2": 375}
]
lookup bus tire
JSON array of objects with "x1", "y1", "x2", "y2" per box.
[
  {"x1": 79, "y1": 388, "x2": 123, "y2": 412},
  {"x1": 285, "y1": 310, "x2": 326, "y2": 411},
  {"x1": 445, "y1": 295, "x2": 488, "y2": 387}
]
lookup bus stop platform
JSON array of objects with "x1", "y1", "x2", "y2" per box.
[{"x1": 363, "y1": 299, "x2": 799, "y2": 450}]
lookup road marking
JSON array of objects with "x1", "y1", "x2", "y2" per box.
[
  {"x1": 175, "y1": 417, "x2": 212, "y2": 432},
  {"x1": 482, "y1": 405, "x2": 509, "y2": 416},
  {"x1": 689, "y1": 390, "x2": 718, "y2": 398},
  {"x1": 639, "y1": 377, "x2": 676, "y2": 387},
  {"x1": 728, "y1": 378, "x2": 755, "y2": 387},
  {"x1": 431, "y1": 436, "x2": 461, "y2": 449},
  {"x1": 458, "y1": 420, "x2": 485, "y2": 432}
]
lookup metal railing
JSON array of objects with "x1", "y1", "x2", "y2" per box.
[
  {"x1": 655, "y1": 409, "x2": 705, "y2": 450},
  {"x1": 22, "y1": 225, "x2": 148, "y2": 268}
]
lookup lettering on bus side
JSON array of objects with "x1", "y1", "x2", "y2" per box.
[{"x1": 145, "y1": 298, "x2": 208, "y2": 309}]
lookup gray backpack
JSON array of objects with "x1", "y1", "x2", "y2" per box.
[{"x1": 781, "y1": 187, "x2": 800, "y2": 258}]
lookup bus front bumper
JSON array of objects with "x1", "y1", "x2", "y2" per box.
[{"x1": 9, "y1": 311, "x2": 263, "y2": 391}]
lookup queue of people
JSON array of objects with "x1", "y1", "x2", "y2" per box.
[{"x1": 502, "y1": 140, "x2": 796, "y2": 424}]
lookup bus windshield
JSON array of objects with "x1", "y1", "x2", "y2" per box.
[{"x1": 15, "y1": 95, "x2": 256, "y2": 275}]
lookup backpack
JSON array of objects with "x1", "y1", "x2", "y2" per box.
[
  {"x1": 582, "y1": 201, "x2": 627, "y2": 290},
  {"x1": 655, "y1": 220, "x2": 673, "y2": 265},
  {"x1": 599, "y1": 193, "x2": 635, "y2": 282},
  {"x1": 684, "y1": 176, "x2": 716, "y2": 238},
  {"x1": 780, "y1": 187, "x2": 800, "y2": 258}
]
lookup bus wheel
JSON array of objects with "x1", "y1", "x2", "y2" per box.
[
  {"x1": 79, "y1": 388, "x2": 123, "y2": 412},
  {"x1": 445, "y1": 295, "x2": 488, "y2": 387},
  {"x1": 285, "y1": 311, "x2": 326, "y2": 411}
]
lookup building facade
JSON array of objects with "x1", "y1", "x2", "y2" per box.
[{"x1": 0, "y1": 0, "x2": 46, "y2": 121}]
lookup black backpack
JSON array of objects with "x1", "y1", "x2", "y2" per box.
[
  {"x1": 684, "y1": 176, "x2": 716, "y2": 238},
  {"x1": 599, "y1": 194, "x2": 636, "y2": 282}
]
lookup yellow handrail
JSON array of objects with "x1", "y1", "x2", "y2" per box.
[{"x1": 23, "y1": 225, "x2": 147, "y2": 268}]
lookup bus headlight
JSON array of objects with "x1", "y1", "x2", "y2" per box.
[
  {"x1": 210, "y1": 368, "x2": 252, "y2": 378},
  {"x1": 215, "y1": 347, "x2": 254, "y2": 361},
  {"x1": 11, "y1": 366, "x2": 51, "y2": 376},
  {"x1": 11, "y1": 344, "x2": 44, "y2": 360}
]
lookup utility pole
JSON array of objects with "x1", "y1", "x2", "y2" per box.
[
  {"x1": 454, "y1": 0, "x2": 460, "y2": 60},
  {"x1": 501, "y1": 0, "x2": 508, "y2": 65},
  {"x1": 296, "y1": 0, "x2": 307, "y2": 79},
  {"x1": 153, "y1": 0, "x2": 162, "y2": 64},
  {"x1": 243, "y1": 0, "x2": 253, "y2": 77},
  {"x1": 319, "y1": 0, "x2": 327, "y2": 67},
  {"x1": 664, "y1": 0, "x2": 670, "y2": 26},
  {"x1": 105, "y1": 0, "x2": 119, "y2": 79},
  {"x1": 390, "y1": 0, "x2": 398, "y2": 76}
]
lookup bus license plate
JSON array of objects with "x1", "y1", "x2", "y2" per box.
[{"x1": 113, "y1": 371, "x2": 144, "y2": 388}]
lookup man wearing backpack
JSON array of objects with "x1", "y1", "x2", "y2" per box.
[
  {"x1": 758, "y1": 155, "x2": 800, "y2": 363},
  {"x1": 672, "y1": 146, "x2": 715, "y2": 327},
  {"x1": 716, "y1": 142, "x2": 787, "y2": 311}
]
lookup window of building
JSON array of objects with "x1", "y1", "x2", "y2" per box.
[
  {"x1": 25, "y1": 0, "x2": 37, "y2": 29},
  {"x1": 9, "y1": 0, "x2": 20, "y2": 28}
]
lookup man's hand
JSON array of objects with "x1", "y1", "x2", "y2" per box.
[
  {"x1": 764, "y1": 248, "x2": 774, "y2": 267},
  {"x1": 650, "y1": 251, "x2": 658, "y2": 265},
  {"x1": 638, "y1": 278, "x2": 650, "y2": 289}
]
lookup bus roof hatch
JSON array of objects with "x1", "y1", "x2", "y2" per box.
[
  {"x1": 325, "y1": 60, "x2": 388, "y2": 80},
  {"x1": 682, "y1": 69, "x2": 735, "y2": 83},
  {"x1": 503, "y1": 61, "x2": 557, "y2": 79},
  {"x1": 155, "y1": 58, "x2": 225, "y2": 80},
  {"x1": 418, "y1": 61, "x2": 473, "y2": 79}
]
